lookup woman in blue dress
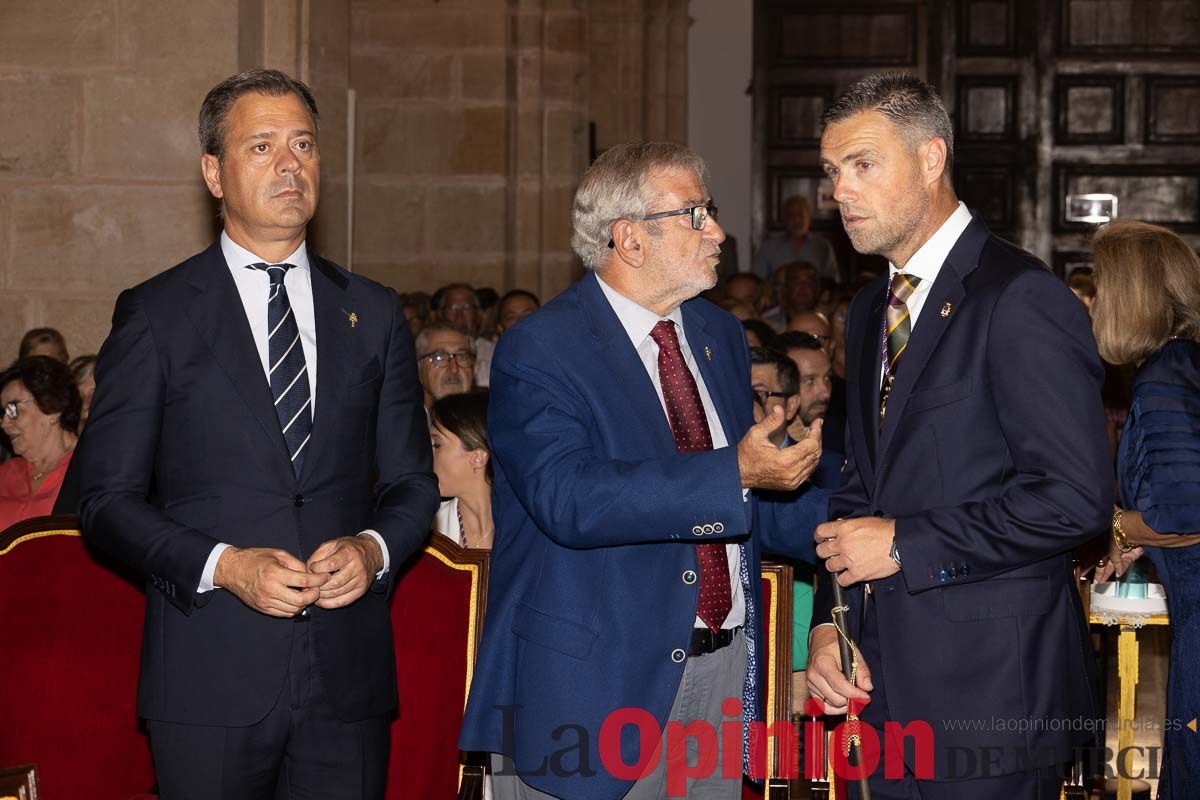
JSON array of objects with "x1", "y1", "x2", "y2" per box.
[{"x1": 1091, "y1": 220, "x2": 1200, "y2": 798}]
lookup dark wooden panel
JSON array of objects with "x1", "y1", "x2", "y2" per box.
[
  {"x1": 957, "y1": 75, "x2": 1018, "y2": 143},
  {"x1": 769, "y1": 167, "x2": 838, "y2": 228},
  {"x1": 1053, "y1": 251, "x2": 1095, "y2": 280},
  {"x1": 1055, "y1": 75, "x2": 1125, "y2": 145},
  {"x1": 769, "y1": 85, "x2": 833, "y2": 147},
  {"x1": 1146, "y1": 76, "x2": 1200, "y2": 144},
  {"x1": 1054, "y1": 164, "x2": 1200, "y2": 232},
  {"x1": 772, "y1": 4, "x2": 917, "y2": 66},
  {"x1": 958, "y1": 0, "x2": 1016, "y2": 56},
  {"x1": 956, "y1": 163, "x2": 1016, "y2": 231},
  {"x1": 1060, "y1": 0, "x2": 1200, "y2": 57}
]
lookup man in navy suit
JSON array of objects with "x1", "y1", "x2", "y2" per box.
[
  {"x1": 76, "y1": 70, "x2": 439, "y2": 798},
  {"x1": 804, "y1": 74, "x2": 1111, "y2": 799},
  {"x1": 459, "y1": 143, "x2": 829, "y2": 799}
]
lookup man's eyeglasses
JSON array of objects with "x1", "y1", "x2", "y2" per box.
[
  {"x1": 420, "y1": 351, "x2": 476, "y2": 369},
  {"x1": 752, "y1": 389, "x2": 791, "y2": 407},
  {"x1": 2, "y1": 399, "x2": 32, "y2": 421},
  {"x1": 608, "y1": 204, "x2": 719, "y2": 248},
  {"x1": 443, "y1": 303, "x2": 479, "y2": 314}
]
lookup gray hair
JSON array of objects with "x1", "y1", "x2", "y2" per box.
[
  {"x1": 415, "y1": 321, "x2": 475, "y2": 358},
  {"x1": 570, "y1": 142, "x2": 709, "y2": 271},
  {"x1": 823, "y1": 73, "x2": 954, "y2": 176}
]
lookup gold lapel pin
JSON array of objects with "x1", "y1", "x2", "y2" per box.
[
  {"x1": 940, "y1": 302, "x2": 952, "y2": 318},
  {"x1": 703, "y1": 345, "x2": 713, "y2": 361},
  {"x1": 348, "y1": 312, "x2": 359, "y2": 328}
]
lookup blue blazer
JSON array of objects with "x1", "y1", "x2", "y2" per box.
[
  {"x1": 813, "y1": 216, "x2": 1113, "y2": 780},
  {"x1": 459, "y1": 272, "x2": 827, "y2": 800}
]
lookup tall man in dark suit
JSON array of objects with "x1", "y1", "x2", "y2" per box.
[
  {"x1": 76, "y1": 69, "x2": 439, "y2": 798},
  {"x1": 459, "y1": 143, "x2": 829, "y2": 800},
  {"x1": 804, "y1": 74, "x2": 1111, "y2": 799}
]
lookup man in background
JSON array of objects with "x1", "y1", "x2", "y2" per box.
[
  {"x1": 754, "y1": 195, "x2": 839, "y2": 284},
  {"x1": 416, "y1": 320, "x2": 476, "y2": 409}
]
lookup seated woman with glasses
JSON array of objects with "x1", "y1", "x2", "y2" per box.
[
  {"x1": 430, "y1": 391, "x2": 494, "y2": 550},
  {"x1": 0, "y1": 356, "x2": 82, "y2": 531}
]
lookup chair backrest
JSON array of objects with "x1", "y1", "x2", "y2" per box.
[
  {"x1": 387, "y1": 534, "x2": 489, "y2": 800},
  {"x1": 0, "y1": 515, "x2": 155, "y2": 800},
  {"x1": 743, "y1": 560, "x2": 794, "y2": 800}
]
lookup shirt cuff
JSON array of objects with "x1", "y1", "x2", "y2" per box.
[
  {"x1": 198, "y1": 542, "x2": 232, "y2": 593},
  {"x1": 742, "y1": 488, "x2": 750, "y2": 502},
  {"x1": 358, "y1": 530, "x2": 390, "y2": 579}
]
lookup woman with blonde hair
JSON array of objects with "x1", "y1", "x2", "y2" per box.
[{"x1": 1091, "y1": 220, "x2": 1200, "y2": 798}]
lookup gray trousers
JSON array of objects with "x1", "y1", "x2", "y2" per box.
[{"x1": 490, "y1": 629, "x2": 748, "y2": 800}]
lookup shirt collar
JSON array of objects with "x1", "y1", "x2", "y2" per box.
[
  {"x1": 221, "y1": 230, "x2": 310, "y2": 275},
  {"x1": 596, "y1": 274, "x2": 684, "y2": 348},
  {"x1": 888, "y1": 201, "x2": 972, "y2": 284}
]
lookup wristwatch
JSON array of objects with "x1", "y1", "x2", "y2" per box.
[{"x1": 890, "y1": 537, "x2": 901, "y2": 567}]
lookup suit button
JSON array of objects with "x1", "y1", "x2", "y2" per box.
[
  {"x1": 294, "y1": 494, "x2": 304, "y2": 507},
  {"x1": 682, "y1": 570, "x2": 697, "y2": 585},
  {"x1": 713, "y1": 522, "x2": 724, "y2": 534},
  {"x1": 702, "y1": 524, "x2": 714, "y2": 535},
  {"x1": 692, "y1": 525, "x2": 703, "y2": 536},
  {"x1": 671, "y1": 648, "x2": 686, "y2": 663}
]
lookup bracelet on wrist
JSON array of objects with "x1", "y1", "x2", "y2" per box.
[{"x1": 1112, "y1": 509, "x2": 1134, "y2": 552}]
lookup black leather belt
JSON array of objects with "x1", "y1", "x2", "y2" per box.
[{"x1": 689, "y1": 626, "x2": 739, "y2": 657}]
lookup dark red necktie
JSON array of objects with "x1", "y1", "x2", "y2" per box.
[{"x1": 649, "y1": 320, "x2": 732, "y2": 632}]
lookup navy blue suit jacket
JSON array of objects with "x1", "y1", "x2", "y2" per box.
[
  {"x1": 76, "y1": 241, "x2": 439, "y2": 726},
  {"x1": 813, "y1": 216, "x2": 1112, "y2": 779},
  {"x1": 459, "y1": 272, "x2": 827, "y2": 800}
]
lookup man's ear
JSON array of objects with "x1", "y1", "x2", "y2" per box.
[
  {"x1": 201, "y1": 153, "x2": 224, "y2": 199},
  {"x1": 610, "y1": 220, "x2": 645, "y2": 269},
  {"x1": 920, "y1": 136, "x2": 948, "y2": 188},
  {"x1": 785, "y1": 394, "x2": 802, "y2": 424}
]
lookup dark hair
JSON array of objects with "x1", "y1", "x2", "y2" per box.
[
  {"x1": 199, "y1": 69, "x2": 320, "y2": 162},
  {"x1": 476, "y1": 288, "x2": 500, "y2": 311},
  {"x1": 0, "y1": 356, "x2": 82, "y2": 434},
  {"x1": 742, "y1": 319, "x2": 780, "y2": 351},
  {"x1": 823, "y1": 73, "x2": 954, "y2": 175},
  {"x1": 748, "y1": 347, "x2": 799, "y2": 396},
  {"x1": 499, "y1": 289, "x2": 541, "y2": 309},
  {"x1": 19, "y1": 328, "x2": 69, "y2": 362},
  {"x1": 725, "y1": 273, "x2": 764, "y2": 292},
  {"x1": 430, "y1": 391, "x2": 492, "y2": 485},
  {"x1": 777, "y1": 331, "x2": 823, "y2": 352},
  {"x1": 432, "y1": 283, "x2": 479, "y2": 311}
]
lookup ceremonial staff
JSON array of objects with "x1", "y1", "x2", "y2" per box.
[{"x1": 830, "y1": 578, "x2": 871, "y2": 800}]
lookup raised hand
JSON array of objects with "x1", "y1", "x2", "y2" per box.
[{"x1": 737, "y1": 405, "x2": 823, "y2": 491}]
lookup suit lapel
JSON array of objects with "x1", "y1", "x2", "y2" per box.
[
  {"x1": 849, "y1": 280, "x2": 886, "y2": 487},
  {"x1": 579, "y1": 273, "x2": 678, "y2": 454},
  {"x1": 875, "y1": 214, "x2": 990, "y2": 463},
  {"x1": 298, "y1": 253, "x2": 351, "y2": 489},
  {"x1": 682, "y1": 303, "x2": 741, "y2": 445},
  {"x1": 183, "y1": 242, "x2": 292, "y2": 470}
]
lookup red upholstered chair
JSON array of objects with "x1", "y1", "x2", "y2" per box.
[
  {"x1": 742, "y1": 560, "x2": 794, "y2": 800},
  {"x1": 388, "y1": 533, "x2": 489, "y2": 800},
  {"x1": 0, "y1": 515, "x2": 155, "y2": 800}
]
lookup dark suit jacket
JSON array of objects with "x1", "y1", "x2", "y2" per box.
[
  {"x1": 812, "y1": 216, "x2": 1111, "y2": 779},
  {"x1": 76, "y1": 240, "x2": 439, "y2": 727},
  {"x1": 458, "y1": 271, "x2": 827, "y2": 800}
]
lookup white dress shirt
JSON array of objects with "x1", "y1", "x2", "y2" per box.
[
  {"x1": 197, "y1": 232, "x2": 389, "y2": 593},
  {"x1": 880, "y1": 201, "x2": 973, "y2": 387},
  {"x1": 596, "y1": 276, "x2": 745, "y2": 630}
]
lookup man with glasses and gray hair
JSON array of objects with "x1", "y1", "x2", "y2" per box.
[
  {"x1": 415, "y1": 321, "x2": 477, "y2": 409},
  {"x1": 460, "y1": 142, "x2": 829, "y2": 799}
]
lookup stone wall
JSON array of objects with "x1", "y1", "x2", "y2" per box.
[{"x1": 0, "y1": 0, "x2": 688, "y2": 364}]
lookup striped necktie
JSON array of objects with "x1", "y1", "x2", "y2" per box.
[
  {"x1": 880, "y1": 272, "x2": 921, "y2": 425},
  {"x1": 248, "y1": 262, "x2": 312, "y2": 478},
  {"x1": 649, "y1": 320, "x2": 732, "y2": 633}
]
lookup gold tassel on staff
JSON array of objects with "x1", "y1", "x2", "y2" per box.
[{"x1": 830, "y1": 578, "x2": 871, "y2": 800}]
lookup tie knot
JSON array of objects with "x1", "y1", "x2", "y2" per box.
[
  {"x1": 889, "y1": 272, "x2": 921, "y2": 303},
  {"x1": 248, "y1": 262, "x2": 295, "y2": 286},
  {"x1": 649, "y1": 319, "x2": 679, "y2": 350}
]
